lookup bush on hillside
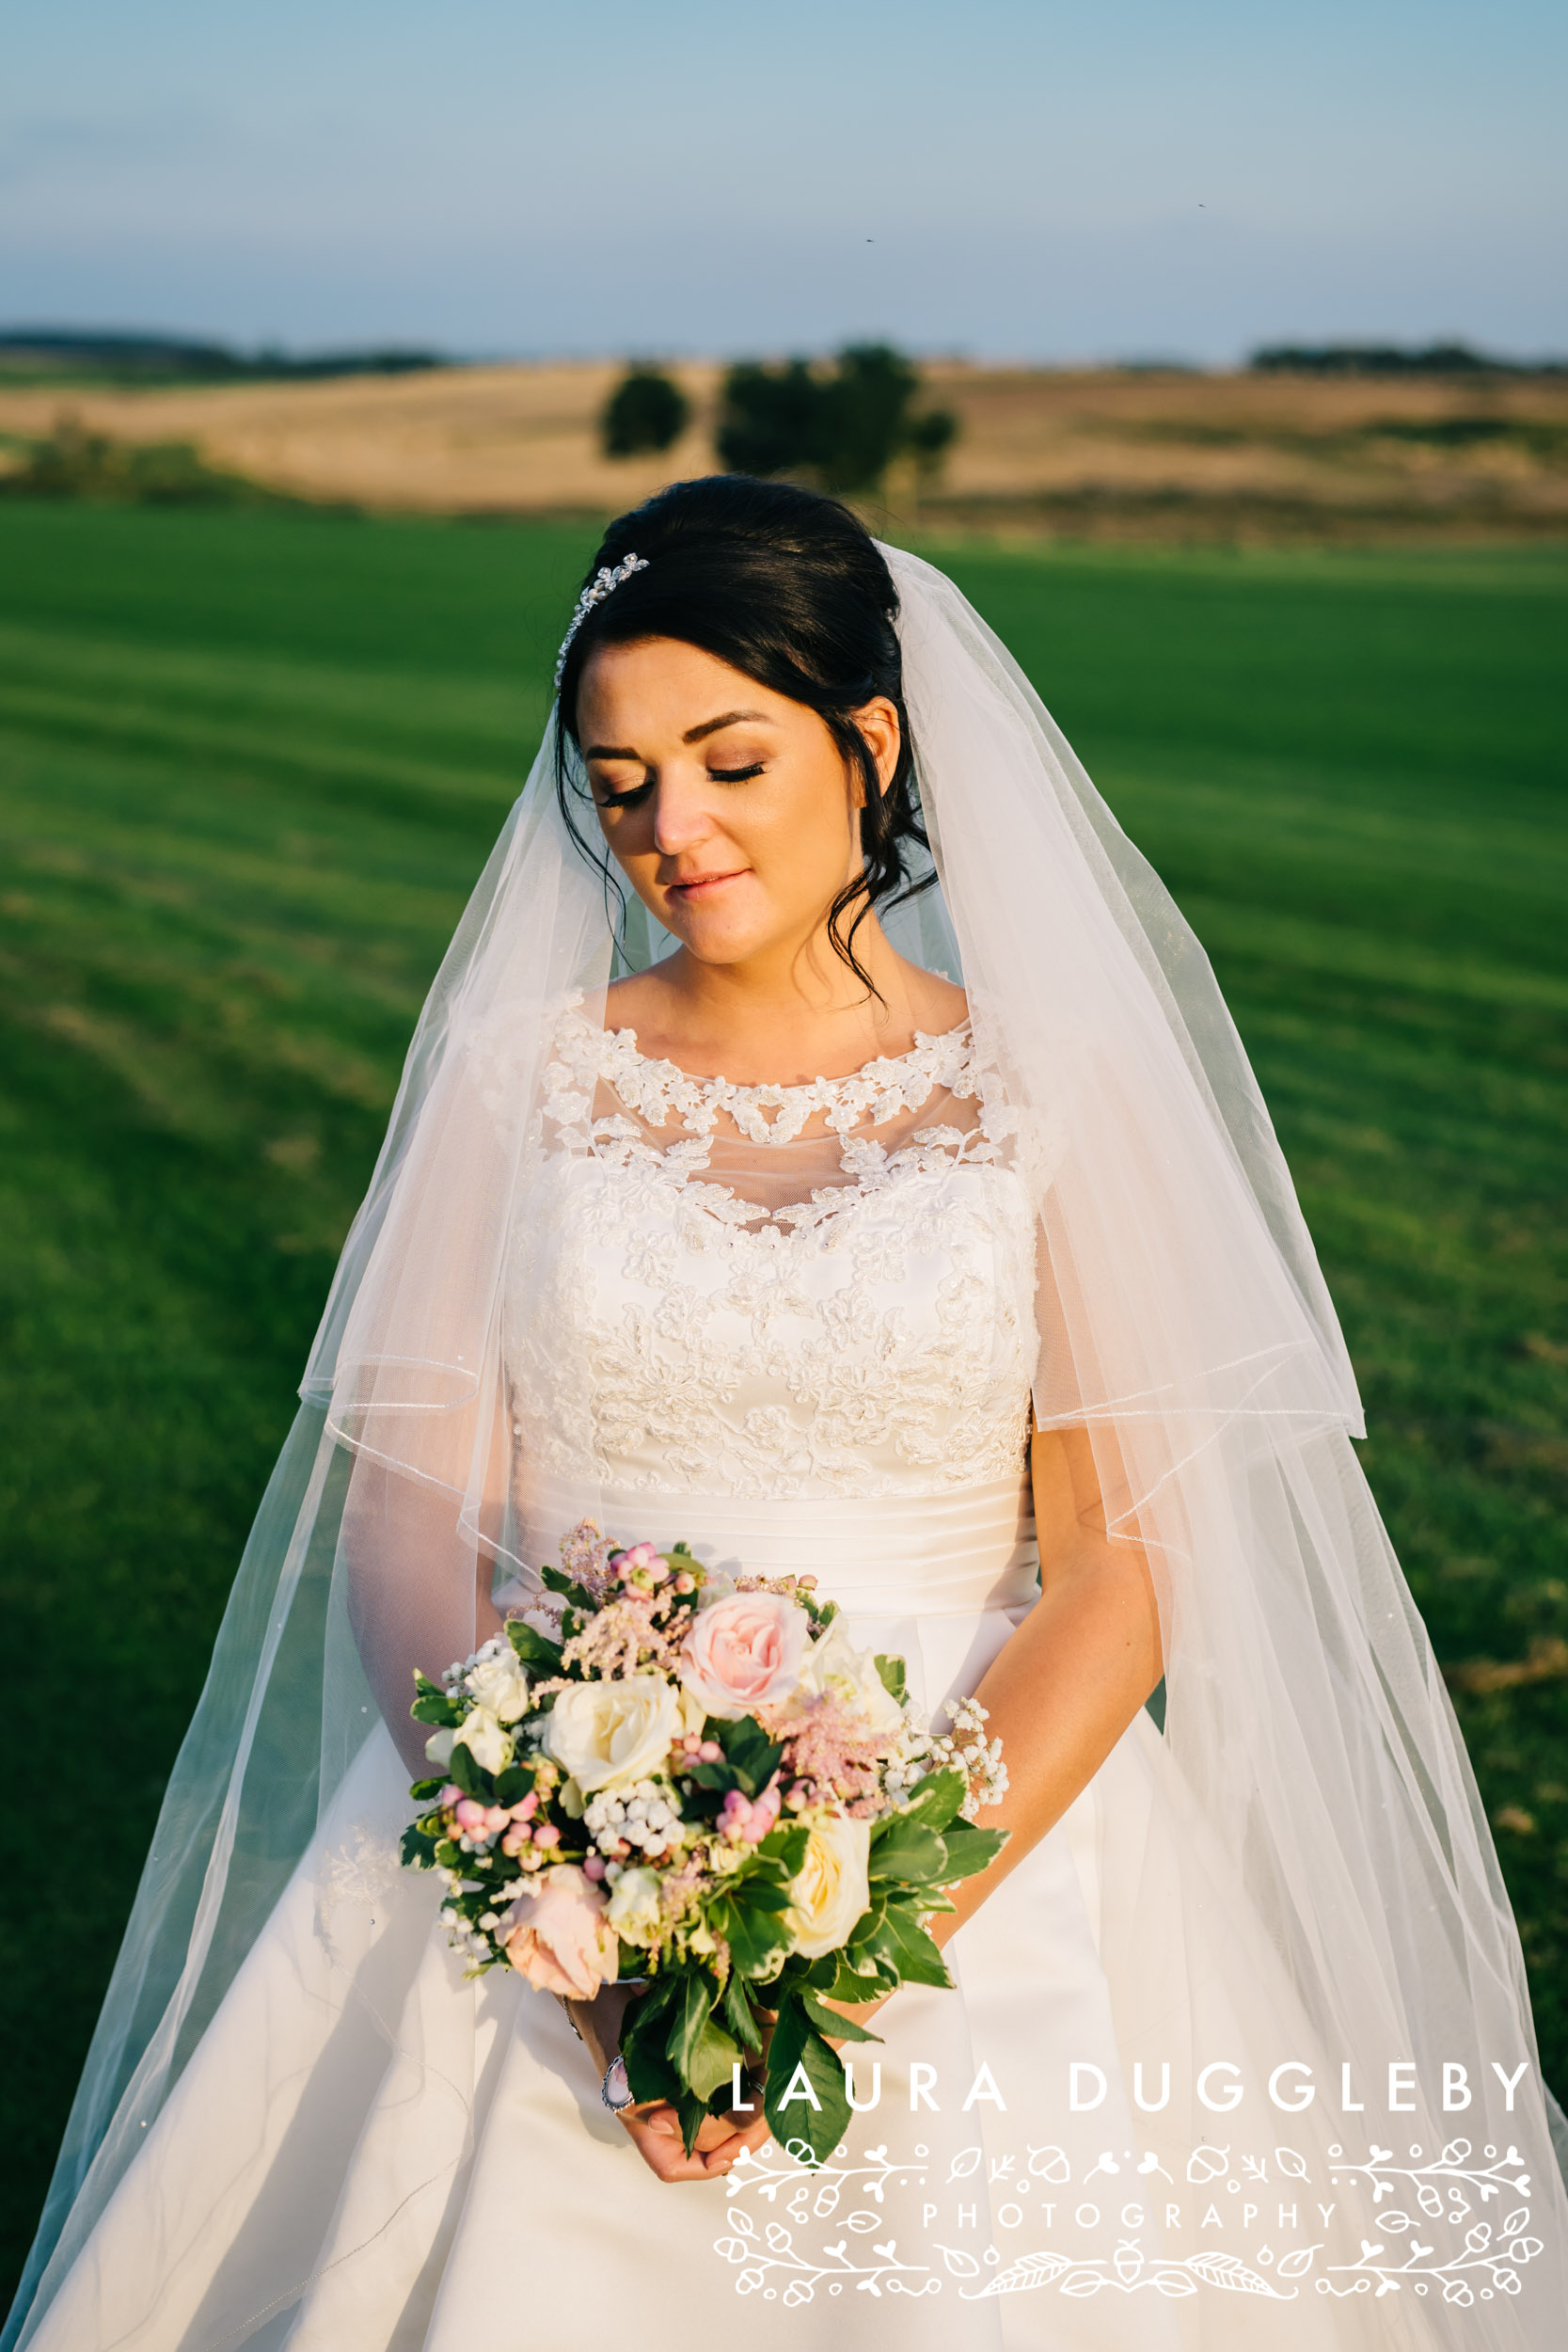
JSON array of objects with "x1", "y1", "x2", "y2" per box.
[
  {"x1": 716, "y1": 343, "x2": 959, "y2": 495},
  {"x1": 0, "y1": 415, "x2": 286, "y2": 506},
  {"x1": 601, "y1": 366, "x2": 691, "y2": 459}
]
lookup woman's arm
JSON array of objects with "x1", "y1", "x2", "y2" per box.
[{"x1": 824, "y1": 1422, "x2": 1164, "y2": 2031}]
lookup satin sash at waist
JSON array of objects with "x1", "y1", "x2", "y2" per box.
[{"x1": 501, "y1": 1471, "x2": 1039, "y2": 1618}]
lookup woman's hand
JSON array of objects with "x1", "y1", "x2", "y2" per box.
[{"x1": 563, "y1": 1983, "x2": 773, "y2": 2184}]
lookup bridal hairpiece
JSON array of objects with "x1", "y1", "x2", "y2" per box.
[{"x1": 553, "y1": 552, "x2": 650, "y2": 689}]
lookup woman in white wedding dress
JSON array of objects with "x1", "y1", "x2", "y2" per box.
[{"x1": 8, "y1": 479, "x2": 1565, "y2": 2352}]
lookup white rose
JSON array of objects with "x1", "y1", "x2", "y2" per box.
[
  {"x1": 544, "y1": 1677, "x2": 682, "y2": 1792},
  {"x1": 467, "y1": 1648, "x2": 532, "y2": 1724},
  {"x1": 785, "y1": 1815, "x2": 872, "y2": 1958},
  {"x1": 799, "y1": 1617, "x2": 906, "y2": 1735},
  {"x1": 605, "y1": 1865, "x2": 663, "y2": 1945},
  {"x1": 453, "y1": 1705, "x2": 513, "y2": 1775}
]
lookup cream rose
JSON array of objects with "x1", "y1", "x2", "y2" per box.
[
  {"x1": 544, "y1": 1677, "x2": 682, "y2": 1792},
  {"x1": 429, "y1": 1705, "x2": 512, "y2": 1776},
  {"x1": 466, "y1": 1647, "x2": 532, "y2": 1725},
  {"x1": 680, "y1": 1591, "x2": 809, "y2": 1721},
  {"x1": 797, "y1": 1615, "x2": 906, "y2": 1735},
  {"x1": 785, "y1": 1815, "x2": 873, "y2": 1958}
]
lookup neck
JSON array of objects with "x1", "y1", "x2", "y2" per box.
[{"x1": 610, "y1": 913, "x2": 959, "y2": 1086}]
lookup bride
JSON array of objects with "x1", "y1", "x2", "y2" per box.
[{"x1": 8, "y1": 478, "x2": 1564, "y2": 2349}]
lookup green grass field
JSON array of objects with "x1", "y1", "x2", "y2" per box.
[{"x1": 1, "y1": 504, "x2": 1564, "y2": 2298}]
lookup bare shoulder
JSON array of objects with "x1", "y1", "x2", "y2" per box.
[
  {"x1": 903, "y1": 964, "x2": 969, "y2": 1037},
  {"x1": 602, "y1": 971, "x2": 672, "y2": 1038}
]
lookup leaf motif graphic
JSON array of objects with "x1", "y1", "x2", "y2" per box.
[
  {"x1": 946, "y1": 2145, "x2": 983, "y2": 2181},
  {"x1": 933, "y1": 2243, "x2": 982, "y2": 2278},
  {"x1": 1183, "y1": 2252, "x2": 1285, "y2": 2296},
  {"x1": 964, "y1": 2249, "x2": 1072, "y2": 2297},
  {"x1": 1275, "y1": 2147, "x2": 1309, "y2": 2179},
  {"x1": 1502, "y1": 2207, "x2": 1529, "y2": 2235},
  {"x1": 1275, "y1": 2245, "x2": 1323, "y2": 2280}
]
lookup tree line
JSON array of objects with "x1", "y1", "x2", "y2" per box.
[{"x1": 601, "y1": 345, "x2": 958, "y2": 496}]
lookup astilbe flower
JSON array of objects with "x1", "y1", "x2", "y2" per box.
[
  {"x1": 558, "y1": 1518, "x2": 622, "y2": 1601},
  {"x1": 558, "y1": 1592, "x2": 685, "y2": 1681},
  {"x1": 762, "y1": 1690, "x2": 890, "y2": 1818}
]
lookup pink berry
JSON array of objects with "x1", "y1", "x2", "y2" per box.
[
  {"x1": 509, "y1": 1791, "x2": 539, "y2": 1821},
  {"x1": 453, "y1": 1798, "x2": 485, "y2": 1831},
  {"x1": 532, "y1": 1822, "x2": 561, "y2": 1849},
  {"x1": 698, "y1": 1740, "x2": 721, "y2": 1762},
  {"x1": 582, "y1": 1854, "x2": 607, "y2": 1880}
]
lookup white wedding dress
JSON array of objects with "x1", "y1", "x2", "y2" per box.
[{"x1": 24, "y1": 1013, "x2": 1502, "y2": 2350}]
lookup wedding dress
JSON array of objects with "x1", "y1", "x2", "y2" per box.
[
  {"x1": 18, "y1": 1007, "x2": 1551, "y2": 2349},
  {"x1": 12, "y1": 547, "x2": 1563, "y2": 2351}
]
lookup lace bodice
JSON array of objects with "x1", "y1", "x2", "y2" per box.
[{"x1": 503, "y1": 1002, "x2": 1038, "y2": 1508}]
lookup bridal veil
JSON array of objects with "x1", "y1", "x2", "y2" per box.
[{"x1": 8, "y1": 544, "x2": 1563, "y2": 2349}]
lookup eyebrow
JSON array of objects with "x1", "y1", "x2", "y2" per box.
[{"x1": 581, "y1": 708, "x2": 772, "y2": 762}]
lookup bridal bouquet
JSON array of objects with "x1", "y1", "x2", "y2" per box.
[{"x1": 400, "y1": 1521, "x2": 1007, "y2": 2161}]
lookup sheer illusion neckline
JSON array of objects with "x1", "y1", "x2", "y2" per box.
[{"x1": 559, "y1": 998, "x2": 975, "y2": 1147}]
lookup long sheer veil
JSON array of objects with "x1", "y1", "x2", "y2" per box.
[{"x1": 8, "y1": 545, "x2": 1563, "y2": 2349}]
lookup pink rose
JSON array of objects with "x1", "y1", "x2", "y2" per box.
[
  {"x1": 502, "y1": 1864, "x2": 620, "y2": 1999},
  {"x1": 680, "y1": 1592, "x2": 809, "y2": 1721}
]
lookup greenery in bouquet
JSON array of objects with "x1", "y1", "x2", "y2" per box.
[{"x1": 401, "y1": 1522, "x2": 1008, "y2": 2162}]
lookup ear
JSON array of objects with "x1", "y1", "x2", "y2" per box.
[{"x1": 848, "y1": 697, "x2": 901, "y2": 804}]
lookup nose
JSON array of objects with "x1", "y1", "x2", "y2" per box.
[{"x1": 650, "y1": 771, "x2": 716, "y2": 860}]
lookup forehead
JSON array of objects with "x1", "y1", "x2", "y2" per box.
[{"x1": 576, "y1": 637, "x2": 795, "y2": 736}]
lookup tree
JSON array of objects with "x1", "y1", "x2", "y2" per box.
[
  {"x1": 715, "y1": 344, "x2": 958, "y2": 494},
  {"x1": 601, "y1": 365, "x2": 691, "y2": 459}
]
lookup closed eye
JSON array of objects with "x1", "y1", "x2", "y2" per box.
[
  {"x1": 707, "y1": 762, "x2": 765, "y2": 783},
  {"x1": 593, "y1": 778, "x2": 655, "y2": 809}
]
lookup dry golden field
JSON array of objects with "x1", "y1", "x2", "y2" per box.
[{"x1": 3, "y1": 358, "x2": 1566, "y2": 540}]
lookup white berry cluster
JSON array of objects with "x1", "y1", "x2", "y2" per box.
[
  {"x1": 584, "y1": 1779, "x2": 682, "y2": 1866},
  {"x1": 885, "y1": 1694, "x2": 1008, "y2": 1822}
]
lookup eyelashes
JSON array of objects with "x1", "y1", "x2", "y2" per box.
[{"x1": 594, "y1": 761, "x2": 766, "y2": 808}]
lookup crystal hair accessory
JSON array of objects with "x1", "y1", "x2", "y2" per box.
[{"x1": 553, "y1": 553, "x2": 651, "y2": 690}]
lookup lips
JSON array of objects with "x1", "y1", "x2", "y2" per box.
[{"x1": 667, "y1": 868, "x2": 747, "y2": 899}]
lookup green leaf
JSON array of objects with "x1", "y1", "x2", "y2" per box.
[
  {"x1": 711, "y1": 1892, "x2": 791, "y2": 1980},
  {"x1": 492, "y1": 1765, "x2": 533, "y2": 1806},
  {"x1": 800, "y1": 1988, "x2": 881, "y2": 2043},
  {"x1": 755, "y1": 1822, "x2": 809, "y2": 1873},
  {"x1": 721, "y1": 1970, "x2": 763, "y2": 2053},
  {"x1": 765, "y1": 1998, "x2": 851, "y2": 2165},
  {"x1": 446, "y1": 1742, "x2": 484, "y2": 1800},
  {"x1": 825, "y1": 1949, "x2": 895, "y2": 1999},
  {"x1": 712, "y1": 1715, "x2": 784, "y2": 1799},
  {"x1": 399, "y1": 1825, "x2": 436, "y2": 1869},
  {"x1": 669, "y1": 1968, "x2": 720, "y2": 2088},
  {"x1": 865, "y1": 1899, "x2": 953, "y2": 1989},
  {"x1": 686, "y1": 2015, "x2": 743, "y2": 2103},
  {"x1": 867, "y1": 1818, "x2": 950, "y2": 1884},
  {"x1": 674, "y1": 2086, "x2": 710, "y2": 2157},
  {"x1": 935, "y1": 1822, "x2": 1009, "y2": 1882},
  {"x1": 541, "y1": 1565, "x2": 597, "y2": 1610},
  {"x1": 892, "y1": 1765, "x2": 967, "y2": 1834},
  {"x1": 506, "y1": 1620, "x2": 563, "y2": 1673},
  {"x1": 407, "y1": 1774, "x2": 444, "y2": 1802},
  {"x1": 873, "y1": 1653, "x2": 908, "y2": 1706}
]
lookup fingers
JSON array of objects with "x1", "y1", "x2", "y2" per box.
[{"x1": 620, "y1": 2103, "x2": 769, "y2": 2184}]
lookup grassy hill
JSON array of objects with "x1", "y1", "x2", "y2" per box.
[{"x1": 1, "y1": 503, "x2": 1564, "y2": 2297}]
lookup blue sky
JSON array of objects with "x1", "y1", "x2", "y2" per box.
[{"x1": 3, "y1": 0, "x2": 1564, "y2": 361}]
